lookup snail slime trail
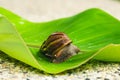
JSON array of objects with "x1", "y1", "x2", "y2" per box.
[{"x1": 39, "y1": 32, "x2": 80, "y2": 63}]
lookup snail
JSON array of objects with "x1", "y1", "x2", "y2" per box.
[{"x1": 40, "y1": 32, "x2": 80, "y2": 63}]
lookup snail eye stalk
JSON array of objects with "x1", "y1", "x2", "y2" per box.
[{"x1": 40, "y1": 32, "x2": 80, "y2": 63}]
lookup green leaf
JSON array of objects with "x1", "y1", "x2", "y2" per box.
[
  {"x1": 94, "y1": 44, "x2": 120, "y2": 62},
  {"x1": 0, "y1": 7, "x2": 120, "y2": 74}
]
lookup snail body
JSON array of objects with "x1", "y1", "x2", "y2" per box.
[{"x1": 40, "y1": 32, "x2": 80, "y2": 63}]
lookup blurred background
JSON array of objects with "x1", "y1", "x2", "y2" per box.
[
  {"x1": 0, "y1": 0, "x2": 120, "y2": 22},
  {"x1": 1, "y1": 0, "x2": 120, "y2": 80}
]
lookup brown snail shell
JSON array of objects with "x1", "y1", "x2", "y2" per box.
[{"x1": 40, "y1": 32, "x2": 80, "y2": 63}]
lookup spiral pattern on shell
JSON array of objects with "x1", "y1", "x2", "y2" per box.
[{"x1": 40, "y1": 32, "x2": 72, "y2": 57}]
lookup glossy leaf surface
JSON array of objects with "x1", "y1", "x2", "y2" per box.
[{"x1": 0, "y1": 7, "x2": 120, "y2": 74}]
